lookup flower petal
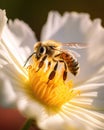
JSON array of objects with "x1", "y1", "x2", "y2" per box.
[
  {"x1": 0, "y1": 9, "x2": 7, "y2": 39},
  {"x1": 39, "y1": 112, "x2": 94, "y2": 130},
  {"x1": 0, "y1": 66, "x2": 17, "y2": 107},
  {"x1": 1, "y1": 20, "x2": 37, "y2": 66},
  {"x1": 41, "y1": 11, "x2": 104, "y2": 84},
  {"x1": 8, "y1": 19, "x2": 37, "y2": 53},
  {"x1": 0, "y1": 63, "x2": 27, "y2": 107},
  {"x1": 41, "y1": 11, "x2": 91, "y2": 42},
  {"x1": 71, "y1": 83, "x2": 104, "y2": 110},
  {"x1": 61, "y1": 103, "x2": 104, "y2": 130},
  {"x1": 38, "y1": 114, "x2": 83, "y2": 130},
  {"x1": 0, "y1": 72, "x2": 17, "y2": 107},
  {"x1": 17, "y1": 96, "x2": 49, "y2": 126}
]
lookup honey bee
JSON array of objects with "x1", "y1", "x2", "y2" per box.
[{"x1": 24, "y1": 40, "x2": 85, "y2": 82}]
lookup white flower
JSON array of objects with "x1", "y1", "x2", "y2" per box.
[{"x1": 0, "y1": 9, "x2": 104, "y2": 130}]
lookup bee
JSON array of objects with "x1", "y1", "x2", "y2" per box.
[{"x1": 24, "y1": 40, "x2": 85, "y2": 82}]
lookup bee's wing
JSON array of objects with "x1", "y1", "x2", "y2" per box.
[
  {"x1": 60, "y1": 42, "x2": 87, "y2": 58},
  {"x1": 62, "y1": 42, "x2": 87, "y2": 49},
  {"x1": 68, "y1": 50, "x2": 80, "y2": 57}
]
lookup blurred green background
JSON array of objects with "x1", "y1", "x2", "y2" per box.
[
  {"x1": 0, "y1": 0, "x2": 104, "y2": 40},
  {"x1": 0, "y1": 0, "x2": 104, "y2": 130}
]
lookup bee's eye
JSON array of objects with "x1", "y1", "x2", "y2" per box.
[{"x1": 39, "y1": 46, "x2": 46, "y2": 54}]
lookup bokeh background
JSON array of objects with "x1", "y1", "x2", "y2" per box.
[{"x1": 0, "y1": 0, "x2": 104, "y2": 130}]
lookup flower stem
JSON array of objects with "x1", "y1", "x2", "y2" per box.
[{"x1": 21, "y1": 119, "x2": 34, "y2": 130}]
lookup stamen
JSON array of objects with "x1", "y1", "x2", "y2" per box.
[{"x1": 27, "y1": 60, "x2": 80, "y2": 109}]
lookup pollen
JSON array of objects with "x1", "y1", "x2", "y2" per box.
[{"x1": 27, "y1": 60, "x2": 80, "y2": 109}]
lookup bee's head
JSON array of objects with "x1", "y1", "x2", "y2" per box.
[{"x1": 34, "y1": 42, "x2": 46, "y2": 59}]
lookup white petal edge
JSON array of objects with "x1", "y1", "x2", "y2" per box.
[{"x1": 0, "y1": 9, "x2": 7, "y2": 39}]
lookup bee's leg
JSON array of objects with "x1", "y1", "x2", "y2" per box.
[
  {"x1": 54, "y1": 53, "x2": 61, "y2": 58},
  {"x1": 47, "y1": 61, "x2": 58, "y2": 83},
  {"x1": 59, "y1": 60, "x2": 67, "y2": 81},
  {"x1": 48, "y1": 61, "x2": 51, "y2": 67},
  {"x1": 63, "y1": 62, "x2": 67, "y2": 81},
  {"x1": 53, "y1": 54, "x2": 67, "y2": 81},
  {"x1": 36, "y1": 55, "x2": 47, "y2": 72}
]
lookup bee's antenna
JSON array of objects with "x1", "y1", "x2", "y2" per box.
[{"x1": 24, "y1": 52, "x2": 36, "y2": 67}]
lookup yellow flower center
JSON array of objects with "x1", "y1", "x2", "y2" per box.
[{"x1": 27, "y1": 59, "x2": 80, "y2": 109}]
